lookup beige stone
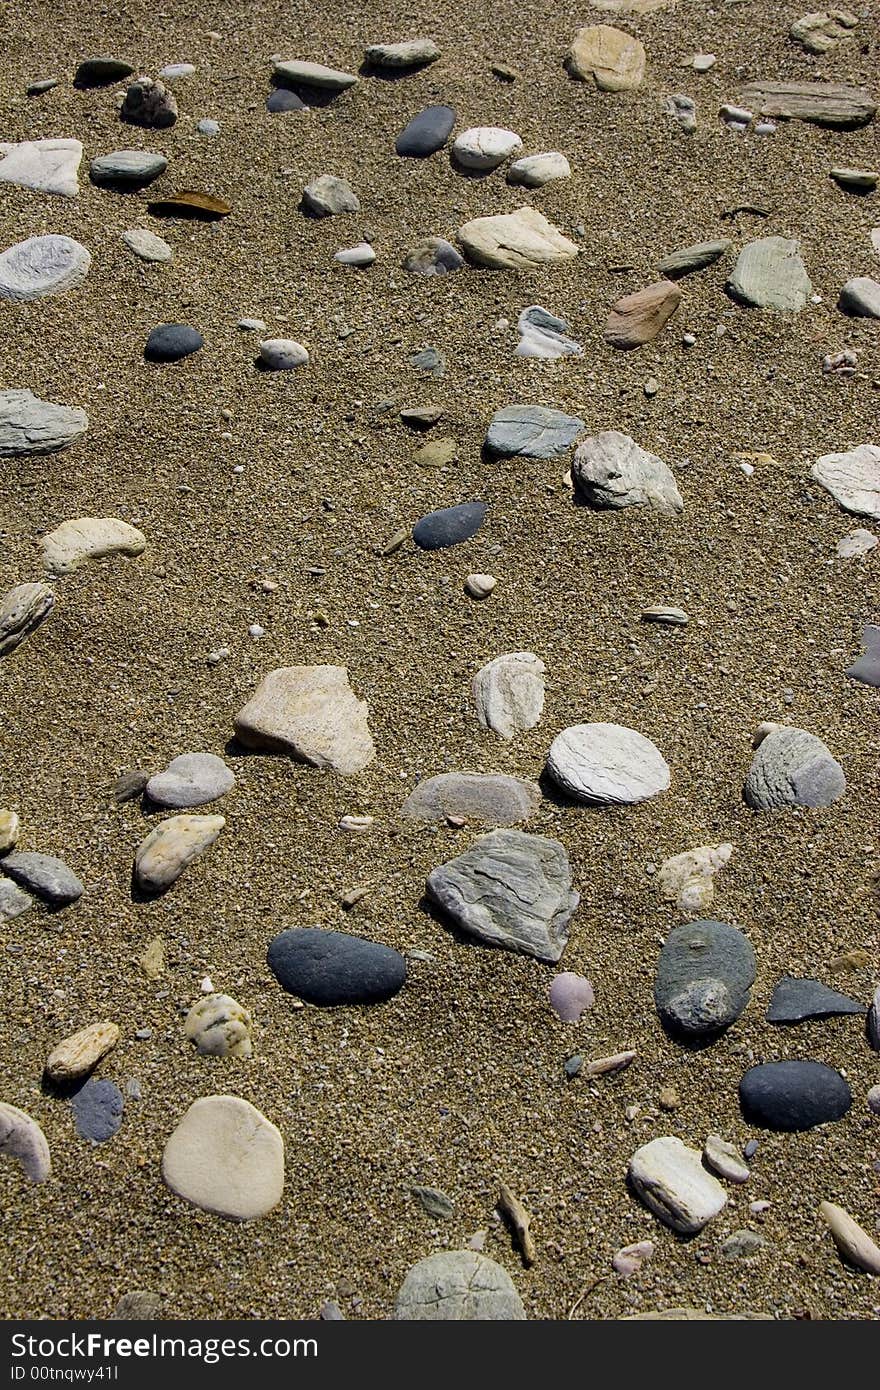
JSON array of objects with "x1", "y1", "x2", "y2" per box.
[
  {"x1": 45, "y1": 1021, "x2": 120, "y2": 1082},
  {"x1": 819, "y1": 1200, "x2": 880, "y2": 1273},
  {"x1": 162, "y1": 1095, "x2": 284, "y2": 1220},
  {"x1": 605, "y1": 280, "x2": 682, "y2": 348},
  {"x1": 134, "y1": 814, "x2": 224, "y2": 893},
  {"x1": 629, "y1": 1136, "x2": 727, "y2": 1234},
  {"x1": 457, "y1": 207, "x2": 578, "y2": 271},
  {"x1": 658, "y1": 843, "x2": 733, "y2": 914},
  {"x1": 233, "y1": 665, "x2": 374, "y2": 774},
  {"x1": 568, "y1": 25, "x2": 646, "y2": 92},
  {"x1": 185, "y1": 994, "x2": 253, "y2": 1058},
  {"x1": 40, "y1": 517, "x2": 147, "y2": 575},
  {"x1": 139, "y1": 936, "x2": 165, "y2": 978},
  {"x1": 0, "y1": 809, "x2": 20, "y2": 852}
]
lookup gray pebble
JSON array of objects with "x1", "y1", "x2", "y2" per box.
[
  {"x1": 744, "y1": 726, "x2": 845, "y2": 810},
  {"x1": 654, "y1": 919, "x2": 756, "y2": 1038},
  {"x1": 146, "y1": 752, "x2": 234, "y2": 808},
  {"x1": 71, "y1": 1079, "x2": 124, "y2": 1143},
  {"x1": 1, "y1": 852, "x2": 83, "y2": 907}
]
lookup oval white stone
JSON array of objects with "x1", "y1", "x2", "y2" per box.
[
  {"x1": 0, "y1": 234, "x2": 91, "y2": 302},
  {"x1": 546, "y1": 722, "x2": 670, "y2": 804},
  {"x1": 453, "y1": 127, "x2": 523, "y2": 171},
  {"x1": 162, "y1": 1095, "x2": 283, "y2": 1220}
]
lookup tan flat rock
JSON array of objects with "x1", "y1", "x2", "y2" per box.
[
  {"x1": 457, "y1": 207, "x2": 578, "y2": 270},
  {"x1": 162, "y1": 1095, "x2": 284, "y2": 1220},
  {"x1": 605, "y1": 280, "x2": 682, "y2": 348},
  {"x1": 568, "y1": 25, "x2": 646, "y2": 92},
  {"x1": 233, "y1": 665, "x2": 374, "y2": 774},
  {"x1": 134, "y1": 814, "x2": 225, "y2": 893}
]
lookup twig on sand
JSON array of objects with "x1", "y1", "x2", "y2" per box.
[
  {"x1": 498, "y1": 1182, "x2": 536, "y2": 1267},
  {"x1": 568, "y1": 1275, "x2": 605, "y2": 1319}
]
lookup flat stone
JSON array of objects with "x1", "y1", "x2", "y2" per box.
[
  {"x1": 159, "y1": 63, "x2": 196, "y2": 80},
  {"x1": 122, "y1": 227, "x2": 172, "y2": 262},
  {"x1": 74, "y1": 57, "x2": 134, "y2": 86},
  {"x1": 146, "y1": 753, "x2": 234, "y2": 809},
  {"x1": 403, "y1": 238, "x2": 464, "y2": 276},
  {"x1": 394, "y1": 1252, "x2": 525, "y2": 1320},
  {"x1": 134, "y1": 814, "x2": 225, "y2": 893},
  {"x1": 591, "y1": 0, "x2": 670, "y2": 10},
  {"x1": 547, "y1": 722, "x2": 670, "y2": 805},
  {"x1": 0, "y1": 138, "x2": 82, "y2": 196},
  {"x1": 0, "y1": 235, "x2": 91, "y2": 301},
  {"x1": 812, "y1": 445, "x2": 880, "y2": 520},
  {"x1": 666, "y1": 93, "x2": 696, "y2": 133},
  {"x1": 426, "y1": 828, "x2": 579, "y2": 963},
  {"x1": 27, "y1": 80, "x2": 59, "y2": 96},
  {"x1": 121, "y1": 77, "x2": 178, "y2": 128},
  {"x1": 704, "y1": 1135, "x2": 750, "y2": 1184},
  {"x1": 0, "y1": 879, "x2": 33, "y2": 922},
  {"x1": 457, "y1": 207, "x2": 578, "y2": 270},
  {"x1": 720, "y1": 1230, "x2": 767, "y2": 1260},
  {"x1": 453, "y1": 127, "x2": 523, "y2": 172},
  {"x1": 549, "y1": 972, "x2": 594, "y2": 1022},
  {"x1": 335, "y1": 242, "x2": 375, "y2": 267},
  {"x1": 819, "y1": 1201, "x2": 880, "y2": 1275},
  {"x1": 234, "y1": 665, "x2": 374, "y2": 774},
  {"x1": 162, "y1": 1095, "x2": 284, "y2": 1220},
  {"x1": 409, "y1": 347, "x2": 446, "y2": 375},
  {"x1": 573, "y1": 431, "x2": 683, "y2": 513},
  {"x1": 568, "y1": 24, "x2": 646, "y2": 91},
  {"x1": 606, "y1": 280, "x2": 682, "y2": 348},
  {"x1": 728, "y1": 237, "x2": 811, "y2": 311},
  {"x1": 486, "y1": 405, "x2": 584, "y2": 459},
  {"x1": 629, "y1": 1136, "x2": 727, "y2": 1234},
  {"x1": 507, "y1": 152, "x2": 571, "y2": 187},
  {"x1": 612, "y1": 1241, "x2": 655, "y2": 1277},
  {"x1": 396, "y1": 105, "x2": 456, "y2": 157},
  {"x1": 259, "y1": 338, "x2": 309, "y2": 369},
  {"x1": 302, "y1": 174, "x2": 359, "y2": 217},
  {"x1": 0, "y1": 389, "x2": 87, "y2": 457},
  {"x1": 740, "y1": 1061, "x2": 852, "y2": 1130},
  {"x1": 515, "y1": 305, "x2": 583, "y2": 358},
  {"x1": 831, "y1": 167, "x2": 878, "y2": 192},
  {"x1": 365, "y1": 39, "x2": 440, "y2": 68},
  {"x1": 268, "y1": 927, "x2": 406, "y2": 1005},
  {"x1": 744, "y1": 726, "x2": 845, "y2": 810},
  {"x1": 46, "y1": 1022, "x2": 119, "y2": 1083},
  {"x1": 838, "y1": 276, "x2": 880, "y2": 317},
  {"x1": 836, "y1": 528, "x2": 877, "y2": 558},
  {"x1": 415, "y1": 438, "x2": 457, "y2": 468},
  {"x1": 0, "y1": 1102, "x2": 51, "y2": 1181},
  {"x1": 185, "y1": 994, "x2": 252, "y2": 1057},
  {"x1": 402, "y1": 773, "x2": 542, "y2": 826},
  {"x1": 654, "y1": 919, "x2": 756, "y2": 1038},
  {"x1": 114, "y1": 769, "x2": 150, "y2": 803},
  {"x1": 272, "y1": 59, "x2": 357, "y2": 91},
  {"x1": 90, "y1": 150, "x2": 167, "y2": 185},
  {"x1": 40, "y1": 517, "x2": 147, "y2": 575},
  {"x1": 658, "y1": 843, "x2": 733, "y2": 915},
  {"x1": 144, "y1": 324, "x2": 203, "y2": 361},
  {"x1": 473, "y1": 651, "x2": 545, "y2": 740},
  {"x1": 0, "y1": 582, "x2": 54, "y2": 657},
  {"x1": 790, "y1": 12, "x2": 859, "y2": 56},
  {"x1": 657, "y1": 239, "x2": 732, "y2": 279},
  {"x1": 642, "y1": 605, "x2": 688, "y2": 625},
  {"x1": 71, "y1": 1079, "x2": 123, "y2": 1143},
  {"x1": 411, "y1": 1186, "x2": 454, "y2": 1218},
  {"x1": 739, "y1": 79, "x2": 876, "y2": 127},
  {"x1": 766, "y1": 976, "x2": 865, "y2": 1023},
  {"x1": 401, "y1": 403, "x2": 443, "y2": 429},
  {"x1": 267, "y1": 88, "x2": 307, "y2": 112},
  {"x1": 1, "y1": 852, "x2": 83, "y2": 907},
  {"x1": 412, "y1": 501, "x2": 486, "y2": 549}
]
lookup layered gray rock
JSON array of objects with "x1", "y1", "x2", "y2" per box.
[
  {"x1": 485, "y1": 405, "x2": 584, "y2": 459},
  {"x1": 0, "y1": 583, "x2": 54, "y2": 657},
  {"x1": 572, "y1": 431, "x2": 683, "y2": 513},
  {"x1": 0, "y1": 389, "x2": 87, "y2": 457},
  {"x1": 744, "y1": 725, "x2": 845, "y2": 810},
  {"x1": 727, "y1": 237, "x2": 812, "y2": 310},
  {"x1": 0, "y1": 235, "x2": 91, "y2": 301}
]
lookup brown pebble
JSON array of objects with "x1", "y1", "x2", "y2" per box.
[
  {"x1": 139, "y1": 936, "x2": 165, "y2": 979},
  {"x1": 498, "y1": 1182, "x2": 536, "y2": 1266},
  {"x1": 44, "y1": 1021, "x2": 120, "y2": 1082},
  {"x1": 658, "y1": 1085, "x2": 681, "y2": 1111}
]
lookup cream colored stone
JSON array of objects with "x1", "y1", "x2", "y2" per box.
[
  {"x1": 40, "y1": 517, "x2": 147, "y2": 575},
  {"x1": 45, "y1": 1021, "x2": 120, "y2": 1082},
  {"x1": 233, "y1": 665, "x2": 374, "y2": 774},
  {"x1": 0, "y1": 1101, "x2": 51, "y2": 1182},
  {"x1": 629, "y1": 1136, "x2": 727, "y2": 1233},
  {"x1": 568, "y1": 25, "x2": 646, "y2": 92},
  {"x1": 139, "y1": 936, "x2": 165, "y2": 978},
  {"x1": 819, "y1": 1201, "x2": 880, "y2": 1273},
  {"x1": 185, "y1": 994, "x2": 252, "y2": 1058},
  {"x1": 162, "y1": 1095, "x2": 284, "y2": 1220},
  {"x1": 457, "y1": 207, "x2": 578, "y2": 271},
  {"x1": 134, "y1": 815, "x2": 224, "y2": 893},
  {"x1": 0, "y1": 810, "x2": 20, "y2": 852},
  {"x1": 658, "y1": 843, "x2": 733, "y2": 914}
]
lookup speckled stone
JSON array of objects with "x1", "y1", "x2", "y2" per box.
[
  {"x1": 654, "y1": 919, "x2": 756, "y2": 1038},
  {"x1": 1, "y1": 851, "x2": 83, "y2": 907},
  {"x1": 71, "y1": 1079, "x2": 124, "y2": 1143},
  {"x1": 394, "y1": 1251, "x2": 526, "y2": 1319}
]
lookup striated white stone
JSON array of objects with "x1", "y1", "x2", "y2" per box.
[
  {"x1": 234, "y1": 665, "x2": 374, "y2": 774},
  {"x1": 0, "y1": 389, "x2": 87, "y2": 457},
  {"x1": 473, "y1": 651, "x2": 545, "y2": 740},
  {"x1": 0, "y1": 1101, "x2": 51, "y2": 1182},
  {"x1": 629, "y1": 1136, "x2": 728, "y2": 1234},
  {"x1": 546, "y1": 723, "x2": 670, "y2": 805},
  {"x1": 703, "y1": 1134, "x2": 750, "y2": 1184},
  {"x1": 0, "y1": 138, "x2": 82, "y2": 197},
  {"x1": 458, "y1": 207, "x2": 578, "y2": 270},
  {"x1": 573, "y1": 431, "x2": 683, "y2": 513},
  {"x1": 507, "y1": 152, "x2": 571, "y2": 187},
  {"x1": 819, "y1": 1201, "x2": 880, "y2": 1274},
  {"x1": 812, "y1": 444, "x2": 880, "y2": 521},
  {"x1": 836, "y1": 527, "x2": 877, "y2": 558},
  {"x1": 0, "y1": 235, "x2": 90, "y2": 301},
  {"x1": 516, "y1": 305, "x2": 583, "y2": 358},
  {"x1": 40, "y1": 517, "x2": 146, "y2": 575},
  {"x1": 0, "y1": 582, "x2": 54, "y2": 656},
  {"x1": 453, "y1": 127, "x2": 523, "y2": 172}
]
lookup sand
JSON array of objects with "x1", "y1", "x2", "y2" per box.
[{"x1": 1, "y1": 0, "x2": 879, "y2": 1321}]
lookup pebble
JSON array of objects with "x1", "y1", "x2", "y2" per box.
[
  {"x1": 185, "y1": 993, "x2": 252, "y2": 1057},
  {"x1": 121, "y1": 77, "x2": 178, "y2": 129},
  {"x1": 27, "y1": 79, "x2": 59, "y2": 96},
  {"x1": 0, "y1": 234, "x2": 91, "y2": 302},
  {"x1": 40, "y1": 517, "x2": 146, "y2": 575},
  {"x1": 657, "y1": 239, "x2": 731, "y2": 279},
  {"x1": 144, "y1": 324, "x2": 203, "y2": 362},
  {"x1": 160, "y1": 63, "x2": 196, "y2": 80},
  {"x1": 658, "y1": 1085, "x2": 680, "y2": 1111},
  {"x1": 394, "y1": 1252, "x2": 525, "y2": 1320},
  {"x1": 412, "y1": 501, "x2": 486, "y2": 550},
  {"x1": 665, "y1": 94, "x2": 696, "y2": 133},
  {"x1": 515, "y1": 305, "x2": 583, "y2": 358},
  {"x1": 739, "y1": 79, "x2": 877, "y2": 127},
  {"x1": 0, "y1": 810, "x2": 20, "y2": 851},
  {"x1": 259, "y1": 338, "x2": 309, "y2": 370},
  {"x1": 0, "y1": 1102, "x2": 51, "y2": 1182},
  {"x1": 395, "y1": 106, "x2": 456, "y2": 157},
  {"x1": 819, "y1": 1201, "x2": 880, "y2": 1275},
  {"x1": 162, "y1": 1095, "x2": 284, "y2": 1220},
  {"x1": 744, "y1": 725, "x2": 845, "y2": 810},
  {"x1": 739, "y1": 1061, "x2": 852, "y2": 1131},
  {"x1": 572, "y1": 431, "x2": 683, "y2": 513},
  {"x1": 838, "y1": 277, "x2": 880, "y2": 318},
  {"x1": 411, "y1": 1186, "x2": 454, "y2": 1218},
  {"x1": 868, "y1": 986, "x2": 880, "y2": 1050},
  {"x1": 74, "y1": 57, "x2": 134, "y2": 86},
  {"x1": 546, "y1": 722, "x2": 671, "y2": 806},
  {"x1": 486, "y1": 405, "x2": 584, "y2": 459},
  {"x1": 654, "y1": 919, "x2": 755, "y2": 1038},
  {"x1": 464, "y1": 573, "x2": 496, "y2": 600},
  {"x1": 414, "y1": 437, "x2": 456, "y2": 468},
  {"x1": 823, "y1": 349, "x2": 858, "y2": 376},
  {"x1": 628, "y1": 1136, "x2": 727, "y2": 1235},
  {"x1": 71, "y1": 1079, "x2": 124, "y2": 1143},
  {"x1": 641, "y1": 605, "x2": 688, "y2": 625},
  {"x1": 831, "y1": 167, "x2": 878, "y2": 193},
  {"x1": 868, "y1": 1086, "x2": 880, "y2": 1115},
  {"x1": 112, "y1": 1292, "x2": 161, "y2": 1319},
  {"x1": 302, "y1": 175, "x2": 359, "y2": 217},
  {"x1": 237, "y1": 318, "x2": 266, "y2": 331},
  {"x1": 122, "y1": 228, "x2": 172, "y2": 263},
  {"x1": 268, "y1": 927, "x2": 406, "y2": 1005},
  {"x1": 267, "y1": 89, "x2": 307, "y2": 113},
  {"x1": 568, "y1": 24, "x2": 646, "y2": 91},
  {"x1": 790, "y1": 10, "x2": 858, "y2": 55},
  {"x1": 720, "y1": 1230, "x2": 766, "y2": 1260},
  {"x1": 612, "y1": 1241, "x2": 654, "y2": 1278},
  {"x1": 703, "y1": 1134, "x2": 750, "y2": 1184},
  {"x1": 0, "y1": 582, "x2": 55, "y2": 656},
  {"x1": 657, "y1": 843, "x2": 733, "y2": 915},
  {"x1": 452, "y1": 127, "x2": 523, "y2": 172},
  {"x1": 403, "y1": 238, "x2": 464, "y2": 276},
  {"x1": 426, "y1": 828, "x2": 579, "y2": 963},
  {"x1": 402, "y1": 772, "x2": 541, "y2": 826},
  {"x1": 1, "y1": 852, "x2": 83, "y2": 907},
  {"x1": 409, "y1": 346, "x2": 446, "y2": 375},
  {"x1": 605, "y1": 280, "x2": 682, "y2": 349},
  {"x1": 507, "y1": 153, "x2": 571, "y2": 187},
  {"x1": 457, "y1": 207, "x2": 578, "y2": 270},
  {"x1": 812, "y1": 445, "x2": 880, "y2": 521},
  {"x1": 89, "y1": 151, "x2": 167, "y2": 185},
  {"x1": 692, "y1": 52, "x2": 716, "y2": 71},
  {"x1": 134, "y1": 814, "x2": 225, "y2": 893},
  {"x1": 45, "y1": 1022, "x2": 120, "y2": 1082},
  {"x1": 0, "y1": 388, "x2": 88, "y2": 457},
  {"x1": 728, "y1": 237, "x2": 812, "y2": 311},
  {"x1": 836, "y1": 529, "x2": 877, "y2": 559},
  {"x1": 334, "y1": 243, "x2": 375, "y2": 267},
  {"x1": 0, "y1": 137, "x2": 83, "y2": 197},
  {"x1": 139, "y1": 937, "x2": 165, "y2": 979},
  {"x1": 720, "y1": 103, "x2": 752, "y2": 131},
  {"x1": 146, "y1": 752, "x2": 234, "y2": 808},
  {"x1": 472, "y1": 651, "x2": 545, "y2": 739},
  {"x1": 0, "y1": 879, "x2": 34, "y2": 922},
  {"x1": 365, "y1": 40, "x2": 440, "y2": 68},
  {"x1": 233, "y1": 664, "x2": 375, "y2": 774},
  {"x1": 767, "y1": 976, "x2": 865, "y2": 1024},
  {"x1": 549, "y1": 972, "x2": 594, "y2": 1022},
  {"x1": 564, "y1": 1054, "x2": 583, "y2": 1078},
  {"x1": 114, "y1": 769, "x2": 150, "y2": 804},
  {"x1": 401, "y1": 404, "x2": 443, "y2": 429},
  {"x1": 197, "y1": 120, "x2": 220, "y2": 136},
  {"x1": 272, "y1": 59, "x2": 357, "y2": 92}
]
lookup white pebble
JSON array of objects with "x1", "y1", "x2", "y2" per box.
[{"x1": 248, "y1": 624, "x2": 265, "y2": 638}]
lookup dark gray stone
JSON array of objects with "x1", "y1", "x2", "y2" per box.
[
  {"x1": 413, "y1": 501, "x2": 486, "y2": 549},
  {"x1": 766, "y1": 976, "x2": 865, "y2": 1024},
  {"x1": 739, "y1": 1060, "x2": 851, "y2": 1131},
  {"x1": 485, "y1": 405, "x2": 585, "y2": 459},
  {"x1": 744, "y1": 727, "x2": 845, "y2": 810},
  {"x1": 1, "y1": 852, "x2": 83, "y2": 907},
  {"x1": 71, "y1": 1079, "x2": 124, "y2": 1143},
  {"x1": 144, "y1": 324, "x2": 203, "y2": 362},
  {"x1": 74, "y1": 58, "x2": 135, "y2": 87},
  {"x1": 395, "y1": 105, "x2": 456, "y2": 157},
  {"x1": 403, "y1": 238, "x2": 464, "y2": 276},
  {"x1": 267, "y1": 928, "x2": 406, "y2": 1005},
  {"x1": 267, "y1": 88, "x2": 307, "y2": 112},
  {"x1": 121, "y1": 77, "x2": 178, "y2": 129},
  {"x1": 654, "y1": 919, "x2": 756, "y2": 1038},
  {"x1": 864, "y1": 985, "x2": 879, "y2": 1049},
  {"x1": 114, "y1": 769, "x2": 151, "y2": 804},
  {"x1": 846, "y1": 624, "x2": 880, "y2": 687}
]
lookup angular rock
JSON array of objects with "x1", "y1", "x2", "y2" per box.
[
  {"x1": 612, "y1": 1240, "x2": 655, "y2": 1278},
  {"x1": 831, "y1": 168, "x2": 878, "y2": 193},
  {"x1": 654, "y1": 919, "x2": 756, "y2": 1038},
  {"x1": 410, "y1": 346, "x2": 445, "y2": 375},
  {"x1": 411, "y1": 1186, "x2": 454, "y2": 1218},
  {"x1": 0, "y1": 389, "x2": 87, "y2": 457},
  {"x1": 0, "y1": 582, "x2": 54, "y2": 657},
  {"x1": 0, "y1": 138, "x2": 82, "y2": 196},
  {"x1": 259, "y1": 338, "x2": 309, "y2": 370},
  {"x1": 122, "y1": 227, "x2": 172, "y2": 262},
  {"x1": 486, "y1": 405, "x2": 584, "y2": 459},
  {"x1": 147, "y1": 190, "x2": 230, "y2": 218},
  {"x1": 234, "y1": 665, "x2": 374, "y2": 773},
  {"x1": 549, "y1": 972, "x2": 594, "y2": 1022},
  {"x1": 185, "y1": 994, "x2": 252, "y2": 1057},
  {"x1": 657, "y1": 239, "x2": 731, "y2": 279},
  {"x1": 572, "y1": 431, "x2": 683, "y2": 513},
  {"x1": 568, "y1": 24, "x2": 646, "y2": 91},
  {"x1": 605, "y1": 280, "x2": 682, "y2": 348},
  {"x1": 412, "y1": 501, "x2": 486, "y2": 549},
  {"x1": 836, "y1": 528, "x2": 877, "y2": 558},
  {"x1": 395, "y1": 106, "x2": 456, "y2": 157},
  {"x1": 812, "y1": 445, "x2": 880, "y2": 521},
  {"x1": 720, "y1": 1230, "x2": 766, "y2": 1260},
  {"x1": 838, "y1": 277, "x2": 880, "y2": 318},
  {"x1": 45, "y1": 1022, "x2": 120, "y2": 1082},
  {"x1": 71, "y1": 1079, "x2": 123, "y2": 1143},
  {"x1": 628, "y1": 1136, "x2": 727, "y2": 1234},
  {"x1": 458, "y1": 207, "x2": 578, "y2": 270},
  {"x1": 790, "y1": 10, "x2": 858, "y2": 55},
  {"x1": 426, "y1": 828, "x2": 579, "y2": 963},
  {"x1": 121, "y1": 77, "x2": 177, "y2": 128},
  {"x1": 365, "y1": 39, "x2": 440, "y2": 68},
  {"x1": 40, "y1": 517, "x2": 146, "y2": 575},
  {"x1": 394, "y1": 1252, "x2": 525, "y2": 1320},
  {"x1": 415, "y1": 437, "x2": 457, "y2": 468},
  {"x1": 134, "y1": 814, "x2": 225, "y2": 893},
  {"x1": 658, "y1": 843, "x2": 733, "y2": 915},
  {"x1": 272, "y1": 59, "x2": 357, "y2": 91},
  {"x1": 766, "y1": 976, "x2": 865, "y2": 1024},
  {"x1": 739, "y1": 79, "x2": 876, "y2": 127},
  {"x1": 144, "y1": 324, "x2": 203, "y2": 362},
  {"x1": 0, "y1": 235, "x2": 91, "y2": 301},
  {"x1": 452, "y1": 127, "x2": 522, "y2": 172},
  {"x1": 0, "y1": 879, "x2": 33, "y2": 922},
  {"x1": 547, "y1": 722, "x2": 670, "y2": 806},
  {"x1": 403, "y1": 238, "x2": 464, "y2": 276},
  {"x1": 402, "y1": 772, "x2": 542, "y2": 826},
  {"x1": 666, "y1": 93, "x2": 696, "y2": 133},
  {"x1": 0, "y1": 1102, "x2": 51, "y2": 1181},
  {"x1": 89, "y1": 150, "x2": 167, "y2": 186},
  {"x1": 728, "y1": 237, "x2": 811, "y2": 311},
  {"x1": 473, "y1": 651, "x2": 545, "y2": 740},
  {"x1": 162, "y1": 1095, "x2": 284, "y2": 1220},
  {"x1": 302, "y1": 175, "x2": 359, "y2": 216},
  {"x1": 1, "y1": 852, "x2": 83, "y2": 907},
  {"x1": 515, "y1": 305, "x2": 582, "y2": 358},
  {"x1": 819, "y1": 1201, "x2": 880, "y2": 1275},
  {"x1": 740, "y1": 1061, "x2": 852, "y2": 1130},
  {"x1": 703, "y1": 1135, "x2": 750, "y2": 1184},
  {"x1": 268, "y1": 928, "x2": 406, "y2": 1005},
  {"x1": 507, "y1": 152, "x2": 571, "y2": 187},
  {"x1": 744, "y1": 725, "x2": 845, "y2": 810},
  {"x1": 74, "y1": 57, "x2": 134, "y2": 86},
  {"x1": 146, "y1": 753, "x2": 234, "y2": 809}
]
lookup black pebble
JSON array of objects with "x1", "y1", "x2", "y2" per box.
[
  {"x1": 267, "y1": 88, "x2": 307, "y2": 113},
  {"x1": 396, "y1": 105, "x2": 456, "y2": 157},
  {"x1": 739, "y1": 1060, "x2": 851, "y2": 1131},
  {"x1": 412, "y1": 501, "x2": 487, "y2": 550},
  {"x1": 144, "y1": 325, "x2": 204, "y2": 363},
  {"x1": 267, "y1": 928, "x2": 406, "y2": 1006},
  {"x1": 71, "y1": 1079, "x2": 124, "y2": 1143}
]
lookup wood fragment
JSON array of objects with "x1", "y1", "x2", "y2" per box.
[
  {"x1": 498, "y1": 1182, "x2": 536, "y2": 1266},
  {"x1": 567, "y1": 1274, "x2": 604, "y2": 1318}
]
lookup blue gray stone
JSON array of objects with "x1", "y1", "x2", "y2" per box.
[
  {"x1": 766, "y1": 976, "x2": 865, "y2": 1024},
  {"x1": 0, "y1": 878, "x2": 33, "y2": 922},
  {"x1": 267, "y1": 928, "x2": 406, "y2": 1006},
  {"x1": 654, "y1": 919, "x2": 755, "y2": 1038},
  {"x1": 395, "y1": 105, "x2": 456, "y2": 157},
  {"x1": 739, "y1": 1061, "x2": 851, "y2": 1131},
  {"x1": 71, "y1": 1079, "x2": 124, "y2": 1143},
  {"x1": 412, "y1": 501, "x2": 486, "y2": 549},
  {"x1": 846, "y1": 624, "x2": 880, "y2": 688},
  {"x1": 485, "y1": 405, "x2": 585, "y2": 459},
  {"x1": 744, "y1": 726, "x2": 845, "y2": 810},
  {"x1": 89, "y1": 151, "x2": 167, "y2": 185},
  {"x1": 409, "y1": 347, "x2": 446, "y2": 376},
  {"x1": 267, "y1": 88, "x2": 307, "y2": 113},
  {"x1": 1, "y1": 852, "x2": 83, "y2": 907},
  {"x1": 144, "y1": 324, "x2": 203, "y2": 362}
]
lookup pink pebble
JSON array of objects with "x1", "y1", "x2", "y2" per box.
[
  {"x1": 612, "y1": 1240, "x2": 654, "y2": 1278},
  {"x1": 867, "y1": 1085, "x2": 880, "y2": 1116},
  {"x1": 549, "y1": 971, "x2": 595, "y2": 1022}
]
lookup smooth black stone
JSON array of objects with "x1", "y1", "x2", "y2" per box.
[
  {"x1": 654, "y1": 919, "x2": 756, "y2": 1038},
  {"x1": 395, "y1": 105, "x2": 456, "y2": 157},
  {"x1": 267, "y1": 928, "x2": 406, "y2": 1006},
  {"x1": 267, "y1": 88, "x2": 307, "y2": 113},
  {"x1": 74, "y1": 57, "x2": 134, "y2": 88},
  {"x1": 739, "y1": 1060, "x2": 851, "y2": 1131},
  {"x1": 412, "y1": 501, "x2": 487, "y2": 550},
  {"x1": 144, "y1": 324, "x2": 204, "y2": 362},
  {"x1": 767, "y1": 976, "x2": 865, "y2": 1024},
  {"x1": 71, "y1": 1079, "x2": 124, "y2": 1142}
]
